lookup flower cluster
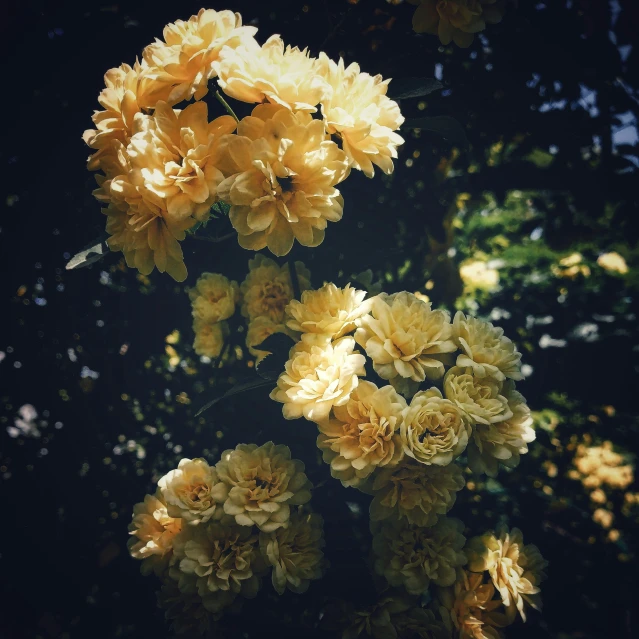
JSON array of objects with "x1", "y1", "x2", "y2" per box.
[
  {"x1": 569, "y1": 439, "x2": 634, "y2": 492},
  {"x1": 85, "y1": 8, "x2": 405, "y2": 280},
  {"x1": 128, "y1": 442, "x2": 326, "y2": 632}
]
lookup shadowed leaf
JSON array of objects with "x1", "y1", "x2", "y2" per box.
[
  {"x1": 402, "y1": 116, "x2": 469, "y2": 149},
  {"x1": 390, "y1": 77, "x2": 443, "y2": 100},
  {"x1": 65, "y1": 234, "x2": 110, "y2": 270}
]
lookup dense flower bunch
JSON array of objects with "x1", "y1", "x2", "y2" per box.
[
  {"x1": 84, "y1": 8, "x2": 405, "y2": 280},
  {"x1": 266, "y1": 283, "x2": 545, "y2": 636},
  {"x1": 128, "y1": 442, "x2": 326, "y2": 632}
]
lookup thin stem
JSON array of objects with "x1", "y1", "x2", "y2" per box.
[
  {"x1": 288, "y1": 257, "x2": 301, "y2": 300},
  {"x1": 215, "y1": 90, "x2": 239, "y2": 123},
  {"x1": 190, "y1": 231, "x2": 236, "y2": 244}
]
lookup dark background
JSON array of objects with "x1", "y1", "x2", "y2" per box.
[{"x1": 2, "y1": 1, "x2": 638, "y2": 638}]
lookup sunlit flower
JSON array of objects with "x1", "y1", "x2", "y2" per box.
[
  {"x1": 597, "y1": 251, "x2": 628, "y2": 275},
  {"x1": 373, "y1": 517, "x2": 466, "y2": 594},
  {"x1": 466, "y1": 382, "x2": 535, "y2": 477},
  {"x1": 259, "y1": 511, "x2": 326, "y2": 594},
  {"x1": 552, "y1": 252, "x2": 591, "y2": 279},
  {"x1": 443, "y1": 367, "x2": 512, "y2": 425},
  {"x1": 460, "y1": 260, "x2": 500, "y2": 293},
  {"x1": 369, "y1": 459, "x2": 465, "y2": 527},
  {"x1": 572, "y1": 440, "x2": 634, "y2": 490},
  {"x1": 316, "y1": 54, "x2": 404, "y2": 177},
  {"x1": 465, "y1": 524, "x2": 548, "y2": 622},
  {"x1": 171, "y1": 519, "x2": 264, "y2": 598},
  {"x1": 158, "y1": 458, "x2": 229, "y2": 525},
  {"x1": 452, "y1": 312, "x2": 522, "y2": 382},
  {"x1": 400, "y1": 387, "x2": 470, "y2": 466},
  {"x1": 127, "y1": 492, "x2": 182, "y2": 576},
  {"x1": 95, "y1": 102, "x2": 237, "y2": 281},
  {"x1": 189, "y1": 272, "x2": 239, "y2": 323},
  {"x1": 438, "y1": 570, "x2": 508, "y2": 639},
  {"x1": 215, "y1": 35, "x2": 329, "y2": 112},
  {"x1": 142, "y1": 9, "x2": 257, "y2": 105},
  {"x1": 355, "y1": 292, "x2": 456, "y2": 397},
  {"x1": 217, "y1": 105, "x2": 350, "y2": 255},
  {"x1": 409, "y1": 0, "x2": 503, "y2": 48},
  {"x1": 246, "y1": 316, "x2": 295, "y2": 363},
  {"x1": 270, "y1": 337, "x2": 366, "y2": 422},
  {"x1": 216, "y1": 442, "x2": 312, "y2": 532},
  {"x1": 193, "y1": 317, "x2": 227, "y2": 358},
  {"x1": 240, "y1": 254, "x2": 311, "y2": 324},
  {"x1": 286, "y1": 283, "x2": 371, "y2": 343},
  {"x1": 316, "y1": 381, "x2": 406, "y2": 488}
]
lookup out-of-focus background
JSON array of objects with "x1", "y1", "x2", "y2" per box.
[{"x1": 1, "y1": 1, "x2": 638, "y2": 637}]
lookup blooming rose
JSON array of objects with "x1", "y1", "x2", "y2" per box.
[
  {"x1": 467, "y1": 381, "x2": 535, "y2": 477},
  {"x1": 217, "y1": 105, "x2": 350, "y2": 256},
  {"x1": 597, "y1": 251, "x2": 628, "y2": 275},
  {"x1": 171, "y1": 519, "x2": 264, "y2": 598},
  {"x1": 193, "y1": 318, "x2": 227, "y2": 358},
  {"x1": 373, "y1": 516, "x2": 467, "y2": 594},
  {"x1": 142, "y1": 9, "x2": 257, "y2": 105},
  {"x1": 438, "y1": 570, "x2": 508, "y2": 639},
  {"x1": 189, "y1": 273, "x2": 239, "y2": 323},
  {"x1": 443, "y1": 367, "x2": 512, "y2": 425},
  {"x1": 259, "y1": 511, "x2": 326, "y2": 594},
  {"x1": 465, "y1": 524, "x2": 548, "y2": 622},
  {"x1": 369, "y1": 459, "x2": 465, "y2": 527},
  {"x1": 316, "y1": 381, "x2": 406, "y2": 488},
  {"x1": 286, "y1": 283, "x2": 371, "y2": 343},
  {"x1": 460, "y1": 260, "x2": 500, "y2": 293},
  {"x1": 572, "y1": 440, "x2": 634, "y2": 490},
  {"x1": 214, "y1": 35, "x2": 329, "y2": 112},
  {"x1": 316, "y1": 53, "x2": 404, "y2": 177},
  {"x1": 270, "y1": 337, "x2": 366, "y2": 422},
  {"x1": 240, "y1": 254, "x2": 311, "y2": 323},
  {"x1": 409, "y1": 0, "x2": 503, "y2": 48},
  {"x1": 216, "y1": 442, "x2": 312, "y2": 532},
  {"x1": 127, "y1": 492, "x2": 182, "y2": 576},
  {"x1": 452, "y1": 312, "x2": 522, "y2": 382},
  {"x1": 158, "y1": 458, "x2": 229, "y2": 525},
  {"x1": 355, "y1": 292, "x2": 456, "y2": 397},
  {"x1": 400, "y1": 387, "x2": 470, "y2": 466}
]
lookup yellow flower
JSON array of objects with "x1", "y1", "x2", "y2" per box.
[
  {"x1": 452, "y1": 312, "x2": 522, "y2": 382},
  {"x1": 127, "y1": 492, "x2": 182, "y2": 576},
  {"x1": 467, "y1": 381, "x2": 535, "y2": 477},
  {"x1": 341, "y1": 595, "x2": 414, "y2": 639},
  {"x1": 597, "y1": 251, "x2": 628, "y2": 275},
  {"x1": 438, "y1": 570, "x2": 508, "y2": 639},
  {"x1": 401, "y1": 387, "x2": 471, "y2": 466},
  {"x1": 459, "y1": 260, "x2": 500, "y2": 292},
  {"x1": 572, "y1": 440, "x2": 634, "y2": 491},
  {"x1": 369, "y1": 458, "x2": 465, "y2": 527},
  {"x1": 316, "y1": 381, "x2": 406, "y2": 488},
  {"x1": 217, "y1": 105, "x2": 350, "y2": 256},
  {"x1": 189, "y1": 272, "x2": 239, "y2": 323},
  {"x1": 259, "y1": 511, "x2": 326, "y2": 594},
  {"x1": 552, "y1": 252, "x2": 591, "y2": 279},
  {"x1": 409, "y1": 0, "x2": 503, "y2": 48},
  {"x1": 355, "y1": 292, "x2": 456, "y2": 397},
  {"x1": 215, "y1": 35, "x2": 329, "y2": 112},
  {"x1": 465, "y1": 524, "x2": 548, "y2": 622},
  {"x1": 158, "y1": 458, "x2": 229, "y2": 525},
  {"x1": 270, "y1": 337, "x2": 366, "y2": 422},
  {"x1": 142, "y1": 9, "x2": 257, "y2": 105},
  {"x1": 316, "y1": 54, "x2": 404, "y2": 177},
  {"x1": 171, "y1": 519, "x2": 265, "y2": 598},
  {"x1": 443, "y1": 366, "x2": 512, "y2": 425},
  {"x1": 193, "y1": 318, "x2": 227, "y2": 358},
  {"x1": 216, "y1": 442, "x2": 312, "y2": 533},
  {"x1": 246, "y1": 316, "x2": 296, "y2": 363},
  {"x1": 286, "y1": 283, "x2": 371, "y2": 343},
  {"x1": 95, "y1": 101, "x2": 236, "y2": 281},
  {"x1": 372, "y1": 517, "x2": 467, "y2": 594},
  {"x1": 240, "y1": 254, "x2": 311, "y2": 324}
]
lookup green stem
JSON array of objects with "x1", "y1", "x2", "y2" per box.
[{"x1": 215, "y1": 90, "x2": 239, "y2": 123}]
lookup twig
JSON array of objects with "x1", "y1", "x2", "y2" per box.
[
  {"x1": 190, "y1": 231, "x2": 236, "y2": 244},
  {"x1": 288, "y1": 257, "x2": 301, "y2": 300},
  {"x1": 215, "y1": 90, "x2": 239, "y2": 123}
]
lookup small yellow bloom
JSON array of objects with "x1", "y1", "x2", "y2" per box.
[
  {"x1": 597, "y1": 251, "x2": 628, "y2": 275},
  {"x1": 189, "y1": 272, "x2": 239, "y2": 324}
]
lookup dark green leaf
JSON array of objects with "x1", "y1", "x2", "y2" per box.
[
  {"x1": 213, "y1": 201, "x2": 231, "y2": 216},
  {"x1": 194, "y1": 378, "x2": 276, "y2": 417},
  {"x1": 254, "y1": 332, "x2": 295, "y2": 380},
  {"x1": 253, "y1": 332, "x2": 295, "y2": 357},
  {"x1": 65, "y1": 234, "x2": 110, "y2": 270},
  {"x1": 402, "y1": 116, "x2": 469, "y2": 149},
  {"x1": 389, "y1": 77, "x2": 443, "y2": 100}
]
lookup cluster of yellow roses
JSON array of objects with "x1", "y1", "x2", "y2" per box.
[
  {"x1": 260, "y1": 283, "x2": 544, "y2": 638},
  {"x1": 128, "y1": 442, "x2": 326, "y2": 634},
  {"x1": 83, "y1": 8, "x2": 405, "y2": 281}
]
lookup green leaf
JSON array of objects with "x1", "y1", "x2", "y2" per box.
[
  {"x1": 194, "y1": 378, "x2": 276, "y2": 417},
  {"x1": 65, "y1": 234, "x2": 110, "y2": 270},
  {"x1": 254, "y1": 332, "x2": 295, "y2": 381},
  {"x1": 213, "y1": 201, "x2": 231, "y2": 216},
  {"x1": 389, "y1": 77, "x2": 443, "y2": 100},
  {"x1": 402, "y1": 116, "x2": 469, "y2": 150}
]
